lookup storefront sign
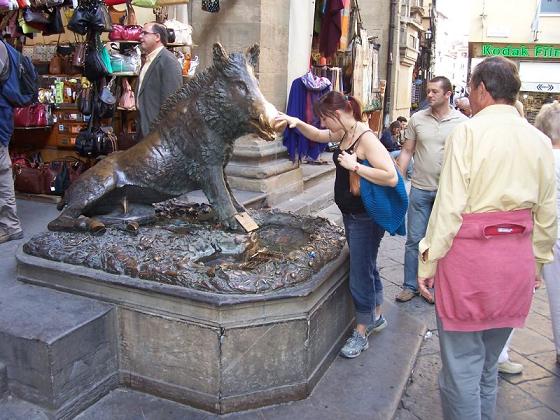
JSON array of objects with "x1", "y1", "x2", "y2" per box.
[
  {"x1": 521, "y1": 81, "x2": 560, "y2": 93},
  {"x1": 481, "y1": 43, "x2": 560, "y2": 58}
]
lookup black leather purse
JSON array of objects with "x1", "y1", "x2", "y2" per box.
[
  {"x1": 167, "y1": 28, "x2": 175, "y2": 44},
  {"x1": 84, "y1": 47, "x2": 111, "y2": 82},
  {"x1": 93, "y1": 126, "x2": 118, "y2": 155},
  {"x1": 67, "y1": 7, "x2": 90, "y2": 35},
  {"x1": 43, "y1": 7, "x2": 65, "y2": 36},
  {"x1": 75, "y1": 120, "x2": 96, "y2": 157},
  {"x1": 90, "y1": 3, "x2": 113, "y2": 33}
]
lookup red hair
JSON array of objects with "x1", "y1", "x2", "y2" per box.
[{"x1": 314, "y1": 91, "x2": 363, "y2": 122}]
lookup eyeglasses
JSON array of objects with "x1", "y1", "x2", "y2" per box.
[{"x1": 141, "y1": 31, "x2": 158, "y2": 36}]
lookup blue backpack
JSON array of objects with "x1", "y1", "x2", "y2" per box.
[{"x1": 1, "y1": 41, "x2": 38, "y2": 107}]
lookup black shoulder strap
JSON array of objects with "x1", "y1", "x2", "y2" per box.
[{"x1": 348, "y1": 129, "x2": 372, "y2": 152}]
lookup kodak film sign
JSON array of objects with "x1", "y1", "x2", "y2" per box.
[{"x1": 478, "y1": 43, "x2": 560, "y2": 58}]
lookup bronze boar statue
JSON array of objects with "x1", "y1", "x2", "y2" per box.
[{"x1": 48, "y1": 43, "x2": 283, "y2": 234}]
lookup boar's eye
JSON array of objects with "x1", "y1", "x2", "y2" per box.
[{"x1": 235, "y1": 81, "x2": 248, "y2": 94}]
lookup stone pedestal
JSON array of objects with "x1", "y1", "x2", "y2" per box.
[
  {"x1": 17, "y1": 247, "x2": 352, "y2": 414},
  {"x1": 226, "y1": 135, "x2": 302, "y2": 206}
]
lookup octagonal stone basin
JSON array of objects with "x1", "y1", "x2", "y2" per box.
[{"x1": 16, "y1": 210, "x2": 353, "y2": 414}]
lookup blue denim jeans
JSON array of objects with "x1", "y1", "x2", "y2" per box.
[
  {"x1": 403, "y1": 186, "x2": 438, "y2": 292},
  {"x1": 343, "y1": 212, "x2": 385, "y2": 326}
]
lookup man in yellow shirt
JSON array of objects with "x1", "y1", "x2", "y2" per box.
[{"x1": 418, "y1": 57, "x2": 557, "y2": 420}]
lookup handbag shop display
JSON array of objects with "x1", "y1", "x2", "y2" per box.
[{"x1": 2, "y1": 0, "x2": 195, "y2": 197}]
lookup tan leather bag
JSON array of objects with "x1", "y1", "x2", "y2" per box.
[
  {"x1": 349, "y1": 171, "x2": 361, "y2": 196},
  {"x1": 49, "y1": 54, "x2": 62, "y2": 75},
  {"x1": 108, "y1": 5, "x2": 126, "y2": 24}
]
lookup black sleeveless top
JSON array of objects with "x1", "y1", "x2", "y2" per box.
[{"x1": 332, "y1": 130, "x2": 371, "y2": 214}]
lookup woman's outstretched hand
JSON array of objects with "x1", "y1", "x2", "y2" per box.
[{"x1": 274, "y1": 112, "x2": 298, "y2": 130}]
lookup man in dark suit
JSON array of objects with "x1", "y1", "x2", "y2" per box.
[{"x1": 137, "y1": 22, "x2": 183, "y2": 138}]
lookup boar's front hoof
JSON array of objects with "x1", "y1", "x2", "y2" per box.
[{"x1": 89, "y1": 219, "x2": 107, "y2": 236}]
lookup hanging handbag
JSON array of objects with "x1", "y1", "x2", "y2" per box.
[
  {"x1": 93, "y1": 126, "x2": 118, "y2": 155},
  {"x1": 163, "y1": 19, "x2": 192, "y2": 45},
  {"x1": 13, "y1": 103, "x2": 49, "y2": 127},
  {"x1": 108, "y1": 24, "x2": 141, "y2": 41},
  {"x1": 124, "y1": 1, "x2": 137, "y2": 25},
  {"x1": 42, "y1": 6, "x2": 64, "y2": 36},
  {"x1": 118, "y1": 77, "x2": 135, "y2": 110},
  {"x1": 84, "y1": 36, "x2": 112, "y2": 81},
  {"x1": 90, "y1": 2, "x2": 113, "y2": 32},
  {"x1": 75, "y1": 118, "x2": 96, "y2": 157},
  {"x1": 166, "y1": 28, "x2": 175, "y2": 44},
  {"x1": 76, "y1": 85, "x2": 93, "y2": 115},
  {"x1": 67, "y1": 6, "x2": 89, "y2": 35},
  {"x1": 23, "y1": 8, "x2": 50, "y2": 31},
  {"x1": 49, "y1": 54, "x2": 62, "y2": 74},
  {"x1": 108, "y1": 5, "x2": 126, "y2": 24},
  {"x1": 84, "y1": 49, "x2": 110, "y2": 81},
  {"x1": 201, "y1": 0, "x2": 219, "y2": 12},
  {"x1": 95, "y1": 76, "x2": 116, "y2": 118},
  {"x1": 72, "y1": 42, "x2": 87, "y2": 67}
]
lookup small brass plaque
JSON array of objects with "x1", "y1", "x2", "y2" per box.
[{"x1": 234, "y1": 212, "x2": 259, "y2": 232}]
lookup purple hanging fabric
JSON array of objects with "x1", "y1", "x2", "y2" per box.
[{"x1": 283, "y1": 73, "x2": 331, "y2": 162}]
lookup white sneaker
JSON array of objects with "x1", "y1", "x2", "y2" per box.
[{"x1": 498, "y1": 360, "x2": 523, "y2": 374}]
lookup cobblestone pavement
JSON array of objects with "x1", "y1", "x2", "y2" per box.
[{"x1": 377, "y1": 234, "x2": 560, "y2": 420}]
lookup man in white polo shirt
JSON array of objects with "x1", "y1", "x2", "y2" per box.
[{"x1": 395, "y1": 76, "x2": 467, "y2": 303}]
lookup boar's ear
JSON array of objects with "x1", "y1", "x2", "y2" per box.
[
  {"x1": 212, "y1": 43, "x2": 229, "y2": 69},
  {"x1": 245, "y1": 44, "x2": 260, "y2": 68}
]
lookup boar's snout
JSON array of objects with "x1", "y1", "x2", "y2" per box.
[{"x1": 251, "y1": 100, "x2": 283, "y2": 141}]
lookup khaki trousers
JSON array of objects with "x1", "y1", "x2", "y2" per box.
[{"x1": 0, "y1": 144, "x2": 21, "y2": 233}]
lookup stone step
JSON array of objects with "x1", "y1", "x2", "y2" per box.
[
  {"x1": 300, "y1": 159, "x2": 335, "y2": 190},
  {"x1": 0, "y1": 285, "x2": 118, "y2": 419},
  {"x1": 274, "y1": 176, "x2": 334, "y2": 216}
]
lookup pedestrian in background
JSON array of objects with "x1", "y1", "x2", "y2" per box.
[
  {"x1": 137, "y1": 22, "x2": 183, "y2": 138},
  {"x1": 0, "y1": 41, "x2": 23, "y2": 244},
  {"x1": 535, "y1": 100, "x2": 560, "y2": 367},
  {"x1": 379, "y1": 120, "x2": 401, "y2": 153},
  {"x1": 417, "y1": 56, "x2": 557, "y2": 420},
  {"x1": 455, "y1": 97, "x2": 472, "y2": 117},
  {"x1": 395, "y1": 76, "x2": 467, "y2": 303},
  {"x1": 275, "y1": 91, "x2": 398, "y2": 358}
]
